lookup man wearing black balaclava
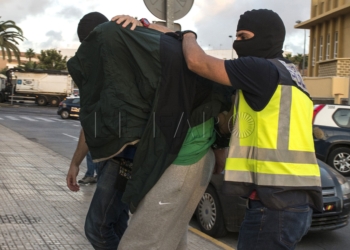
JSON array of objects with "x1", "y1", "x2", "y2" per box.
[
  {"x1": 113, "y1": 9, "x2": 323, "y2": 250},
  {"x1": 179, "y1": 9, "x2": 323, "y2": 250}
]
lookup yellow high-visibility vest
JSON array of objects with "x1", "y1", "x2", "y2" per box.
[{"x1": 225, "y1": 59, "x2": 321, "y2": 197}]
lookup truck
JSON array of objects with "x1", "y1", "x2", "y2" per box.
[{"x1": 0, "y1": 68, "x2": 74, "y2": 106}]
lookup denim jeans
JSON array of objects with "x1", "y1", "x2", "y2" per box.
[
  {"x1": 85, "y1": 159, "x2": 129, "y2": 250},
  {"x1": 237, "y1": 200, "x2": 312, "y2": 250},
  {"x1": 85, "y1": 151, "x2": 99, "y2": 177}
]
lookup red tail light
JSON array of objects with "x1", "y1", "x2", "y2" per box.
[{"x1": 313, "y1": 104, "x2": 325, "y2": 124}]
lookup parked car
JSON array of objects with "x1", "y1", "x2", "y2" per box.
[
  {"x1": 196, "y1": 160, "x2": 350, "y2": 238},
  {"x1": 313, "y1": 104, "x2": 350, "y2": 176},
  {"x1": 57, "y1": 97, "x2": 80, "y2": 119}
]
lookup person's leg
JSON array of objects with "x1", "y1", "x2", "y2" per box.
[
  {"x1": 85, "y1": 151, "x2": 96, "y2": 176},
  {"x1": 84, "y1": 159, "x2": 129, "y2": 250},
  {"x1": 79, "y1": 151, "x2": 97, "y2": 184},
  {"x1": 175, "y1": 227, "x2": 188, "y2": 250},
  {"x1": 237, "y1": 200, "x2": 312, "y2": 250},
  {"x1": 118, "y1": 149, "x2": 215, "y2": 250}
]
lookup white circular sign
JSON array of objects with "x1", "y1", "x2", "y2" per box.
[{"x1": 144, "y1": 0, "x2": 194, "y2": 21}]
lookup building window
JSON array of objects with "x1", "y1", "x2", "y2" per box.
[
  {"x1": 312, "y1": 39, "x2": 316, "y2": 66},
  {"x1": 333, "y1": 0, "x2": 338, "y2": 8},
  {"x1": 327, "y1": 0, "x2": 331, "y2": 11},
  {"x1": 334, "y1": 31, "x2": 338, "y2": 58},
  {"x1": 326, "y1": 34, "x2": 330, "y2": 60},
  {"x1": 320, "y1": 2, "x2": 324, "y2": 14},
  {"x1": 319, "y1": 36, "x2": 323, "y2": 61},
  {"x1": 314, "y1": 5, "x2": 318, "y2": 16}
]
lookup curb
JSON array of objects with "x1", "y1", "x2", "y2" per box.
[
  {"x1": 189, "y1": 227, "x2": 235, "y2": 250},
  {"x1": 0, "y1": 103, "x2": 19, "y2": 107}
]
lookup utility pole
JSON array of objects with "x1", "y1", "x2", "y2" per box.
[
  {"x1": 166, "y1": 0, "x2": 174, "y2": 30},
  {"x1": 296, "y1": 20, "x2": 306, "y2": 76},
  {"x1": 229, "y1": 35, "x2": 234, "y2": 59},
  {"x1": 144, "y1": 0, "x2": 193, "y2": 31}
]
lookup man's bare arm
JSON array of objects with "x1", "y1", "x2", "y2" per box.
[
  {"x1": 66, "y1": 129, "x2": 89, "y2": 192},
  {"x1": 111, "y1": 15, "x2": 173, "y2": 33},
  {"x1": 182, "y1": 33, "x2": 231, "y2": 86}
]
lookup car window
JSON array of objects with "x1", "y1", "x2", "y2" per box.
[
  {"x1": 72, "y1": 98, "x2": 80, "y2": 104},
  {"x1": 64, "y1": 99, "x2": 73, "y2": 103},
  {"x1": 333, "y1": 109, "x2": 350, "y2": 128}
]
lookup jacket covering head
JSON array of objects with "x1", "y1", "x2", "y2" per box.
[
  {"x1": 233, "y1": 9, "x2": 285, "y2": 58},
  {"x1": 77, "y1": 12, "x2": 109, "y2": 42}
]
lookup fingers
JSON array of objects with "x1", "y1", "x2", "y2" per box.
[
  {"x1": 66, "y1": 167, "x2": 80, "y2": 192},
  {"x1": 131, "y1": 21, "x2": 138, "y2": 31},
  {"x1": 67, "y1": 175, "x2": 80, "y2": 192},
  {"x1": 111, "y1": 15, "x2": 141, "y2": 30}
]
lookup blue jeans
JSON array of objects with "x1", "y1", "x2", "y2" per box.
[
  {"x1": 237, "y1": 200, "x2": 312, "y2": 250},
  {"x1": 85, "y1": 159, "x2": 129, "y2": 250},
  {"x1": 85, "y1": 151, "x2": 99, "y2": 177}
]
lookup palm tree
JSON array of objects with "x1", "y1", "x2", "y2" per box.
[
  {"x1": 25, "y1": 48, "x2": 35, "y2": 62},
  {"x1": 293, "y1": 53, "x2": 304, "y2": 70},
  {"x1": 284, "y1": 53, "x2": 293, "y2": 62},
  {"x1": 0, "y1": 18, "x2": 25, "y2": 63}
]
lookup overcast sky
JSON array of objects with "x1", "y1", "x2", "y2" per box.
[{"x1": 0, "y1": 0, "x2": 311, "y2": 55}]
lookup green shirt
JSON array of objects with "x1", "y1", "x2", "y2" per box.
[{"x1": 173, "y1": 118, "x2": 215, "y2": 165}]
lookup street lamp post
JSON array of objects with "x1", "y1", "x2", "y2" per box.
[
  {"x1": 229, "y1": 35, "x2": 234, "y2": 59},
  {"x1": 296, "y1": 20, "x2": 306, "y2": 76}
]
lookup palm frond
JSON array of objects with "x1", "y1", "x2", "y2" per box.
[{"x1": 0, "y1": 19, "x2": 24, "y2": 63}]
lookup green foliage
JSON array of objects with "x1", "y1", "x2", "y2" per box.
[
  {"x1": 37, "y1": 49, "x2": 67, "y2": 70},
  {"x1": 284, "y1": 53, "x2": 309, "y2": 70},
  {"x1": 0, "y1": 66, "x2": 8, "y2": 74},
  {"x1": 18, "y1": 61, "x2": 38, "y2": 71},
  {"x1": 25, "y1": 48, "x2": 35, "y2": 62},
  {"x1": 0, "y1": 18, "x2": 25, "y2": 63}
]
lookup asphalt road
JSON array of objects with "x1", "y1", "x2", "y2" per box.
[
  {"x1": 1, "y1": 102, "x2": 350, "y2": 249},
  {"x1": 0, "y1": 103, "x2": 81, "y2": 160}
]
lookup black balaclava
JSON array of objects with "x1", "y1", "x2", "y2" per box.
[
  {"x1": 77, "y1": 12, "x2": 109, "y2": 42},
  {"x1": 233, "y1": 9, "x2": 285, "y2": 59}
]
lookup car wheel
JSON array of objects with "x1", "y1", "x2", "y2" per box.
[
  {"x1": 37, "y1": 96, "x2": 47, "y2": 106},
  {"x1": 60, "y1": 110, "x2": 69, "y2": 119},
  {"x1": 327, "y1": 147, "x2": 350, "y2": 176},
  {"x1": 50, "y1": 97, "x2": 59, "y2": 107},
  {"x1": 195, "y1": 185, "x2": 227, "y2": 238}
]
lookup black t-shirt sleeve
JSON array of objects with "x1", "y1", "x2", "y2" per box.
[{"x1": 224, "y1": 57, "x2": 279, "y2": 111}]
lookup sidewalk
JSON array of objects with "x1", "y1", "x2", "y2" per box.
[{"x1": 0, "y1": 124, "x2": 232, "y2": 250}]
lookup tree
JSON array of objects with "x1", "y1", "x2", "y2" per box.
[
  {"x1": 283, "y1": 53, "x2": 309, "y2": 76},
  {"x1": 25, "y1": 48, "x2": 35, "y2": 62},
  {"x1": 18, "y1": 61, "x2": 38, "y2": 71},
  {"x1": 0, "y1": 67, "x2": 8, "y2": 74},
  {"x1": 284, "y1": 53, "x2": 293, "y2": 62},
  {"x1": 37, "y1": 49, "x2": 67, "y2": 70},
  {"x1": 284, "y1": 53, "x2": 309, "y2": 70},
  {"x1": 0, "y1": 18, "x2": 25, "y2": 63}
]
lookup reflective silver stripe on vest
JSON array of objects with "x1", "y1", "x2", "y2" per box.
[
  {"x1": 229, "y1": 85, "x2": 316, "y2": 164},
  {"x1": 224, "y1": 170, "x2": 321, "y2": 187},
  {"x1": 277, "y1": 85, "x2": 291, "y2": 150},
  {"x1": 228, "y1": 146, "x2": 316, "y2": 164}
]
